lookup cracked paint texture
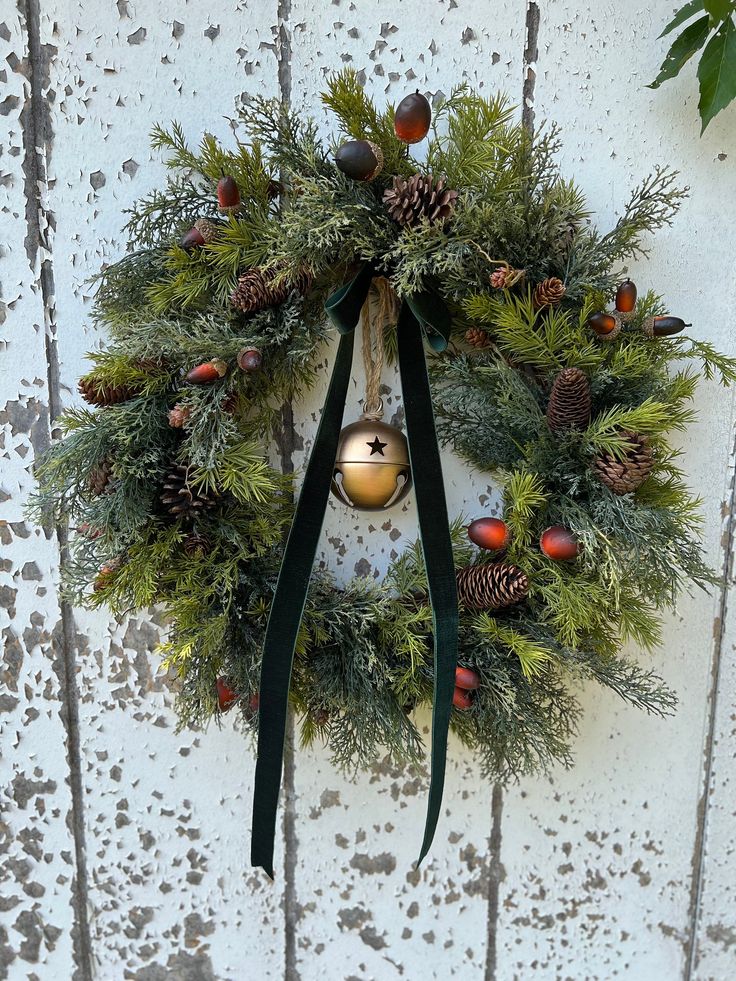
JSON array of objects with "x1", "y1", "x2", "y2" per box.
[{"x1": 2, "y1": 1, "x2": 735, "y2": 979}]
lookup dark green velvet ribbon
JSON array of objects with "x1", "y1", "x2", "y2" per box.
[{"x1": 251, "y1": 264, "x2": 458, "y2": 877}]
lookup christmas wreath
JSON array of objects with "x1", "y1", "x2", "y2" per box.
[{"x1": 33, "y1": 70, "x2": 736, "y2": 875}]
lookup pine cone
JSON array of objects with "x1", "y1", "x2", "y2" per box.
[
  {"x1": 230, "y1": 267, "x2": 289, "y2": 315},
  {"x1": 533, "y1": 277, "x2": 566, "y2": 308},
  {"x1": 78, "y1": 375, "x2": 136, "y2": 407},
  {"x1": 490, "y1": 268, "x2": 508, "y2": 288},
  {"x1": 183, "y1": 532, "x2": 211, "y2": 557},
  {"x1": 383, "y1": 174, "x2": 458, "y2": 227},
  {"x1": 465, "y1": 327, "x2": 490, "y2": 349},
  {"x1": 93, "y1": 556, "x2": 123, "y2": 593},
  {"x1": 194, "y1": 218, "x2": 219, "y2": 244},
  {"x1": 456, "y1": 562, "x2": 529, "y2": 611},
  {"x1": 160, "y1": 464, "x2": 217, "y2": 520},
  {"x1": 89, "y1": 459, "x2": 114, "y2": 495},
  {"x1": 168, "y1": 404, "x2": 191, "y2": 428},
  {"x1": 594, "y1": 432, "x2": 654, "y2": 495},
  {"x1": 547, "y1": 368, "x2": 591, "y2": 433}
]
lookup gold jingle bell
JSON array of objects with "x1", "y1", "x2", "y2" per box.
[{"x1": 331, "y1": 417, "x2": 412, "y2": 510}]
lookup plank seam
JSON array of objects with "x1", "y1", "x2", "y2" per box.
[
  {"x1": 20, "y1": 1, "x2": 93, "y2": 978},
  {"x1": 522, "y1": 1, "x2": 540, "y2": 134},
  {"x1": 684, "y1": 413, "x2": 736, "y2": 980}
]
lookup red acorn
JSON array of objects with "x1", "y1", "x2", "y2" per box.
[
  {"x1": 180, "y1": 226, "x2": 205, "y2": 250},
  {"x1": 452, "y1": 687, "x2": 473, "y2": 710},
  {"x1": 394, "y1": 90, "x2": 432, "y2": 144},
  {"x1": 217, "y1": 175, "x2": 241, "y2": 213},
  {"x1": 468, "y1": 517, "x2": 509, "y2": 551},
  {"x1": 185, "y1": 359, "x2": 228, "y2": 384},
  {"x1": 237, "y1": 347, "x2": 263, "y2": 373},
  {"x1": 455, "y1": 666, "x2": 481, "y2": 691},
  {"x1": 217, "y1": 677, "x2": 238, "y2": 711},
  {"x1": 540, "y1": 525, "x2": 581, "y2": 561},
  {"x1": 245, "y1": 692, "x2": 260, "y2": 722},
  {"x1": 615, "y1": 279, "x2": 637, "y2": 313}
]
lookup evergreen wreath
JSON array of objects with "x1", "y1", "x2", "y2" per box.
[{"x1": 32, "y1": 70, "x2": 736, "y2": 869}]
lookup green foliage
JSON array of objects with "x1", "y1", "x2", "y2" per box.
[
  {"x1": 650, "y1": 0, "x2": 736, "y2": 132},
  {"x1": 29, "y1": 71, "x2": 736, "y2": 786}
]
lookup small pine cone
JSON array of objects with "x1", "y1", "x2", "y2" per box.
[
  {"x1": 547, "y1": 367, "x2": 591, "y2": 433},
  {"x1": 465, "y1": 327, "x2": 490, "y2": 349},
  {"x1": 183, "y1": 532, "x2": 211, "y2": 557},
  {"x1": 78, "y1": 375, "x2": 135, "y2": 407},
  {"x1": 456, "y1": 562, "x2": 529, "y2": 611},
  {"x1": 161, "y1": 464, "x2": 217, "y2": 520},
  {"x1": 533, "y1": 277, "x2": 566, "y2": 308},
  {"x1": 383, "y1": 173, "x2": 458, "y2": 227},
  {"x1": 230, "y1": 267, "x2": 289, "y2": 315},
  {"x1": 594, "y1": 432, "x2": 654, "y2": 495},
  {"x1": 89, "y1": 459, "x2": 114, "y2": 495},
  {"x1": 490, "y1": 268, "x2": 508, "y2": 288},
  {"x1": 193, "y1": 218, "x2": 219, "y2": 244},
  {"x1": 168, "y1": 404, "x2": 191, "y2": 428}
]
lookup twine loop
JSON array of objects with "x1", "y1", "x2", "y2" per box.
[{"x1": 360, "y1": 276, "x2": 398, "y2": 421}]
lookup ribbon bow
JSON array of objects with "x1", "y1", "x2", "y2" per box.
[{"x1": 251, "y1": 264, "x2": 458, "y2": 877}]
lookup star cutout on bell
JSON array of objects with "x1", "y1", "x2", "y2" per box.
[{"x1": 366, "y1": 435, "x2": 388, "y2": 456}]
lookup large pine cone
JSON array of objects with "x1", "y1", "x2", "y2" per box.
[
  {"x1": 383, "y1": 174, "x2": 458, "y2": 227},
  {"x1": 78, "y1": 375, "x2": 137, "y2": 407},
  {"x1": 547, "y1": 367, "x2": 591, "y2": 433},
  {"x1": 456, "y1": 562, "x2": 529, "y2": 611},
  {"x1": 160, "y1": 464, "x2": 217, "y2": 519},
  {"x1": 533, "y1": 277, "x2": 566, "y2": 308},
  {"x1": 594, "y1": 432, "x2": 654, "y2": 495},
  {"x1": 230, "y1": 265, "x2": 311, "y2": 314},
  {"x1": 89, "y1": 459, "x2": 114, "y2": 495}
]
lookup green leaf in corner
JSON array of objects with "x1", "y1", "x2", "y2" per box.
[
  {"x1": 648, "y1": 15, "x2": 712, "y2": 88},
  {"x1": 698, "y1": 16, "x2": 736, "y2": 130},
  {"x1": 704, "y1": 0, "x2": 734, "y2": 25},
  {"x1": 660, "y1": 0, "x2": 705, "y2": 37}
]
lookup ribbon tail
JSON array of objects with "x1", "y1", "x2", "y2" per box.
[
  {"x1": 396, "y1": 302, "x2": 459, "y2": 867},
  {"x1": 251, "y1": 328, "x2": 356, "y2": 876}
]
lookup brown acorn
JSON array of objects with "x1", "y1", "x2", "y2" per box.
[
  {"x1": 217, "y1": 175, "x2": 241, "y2": 213},
  {"x1": 540, "y1": 525, "x2": 581, "y2": 561},
  {"x1": 394, "y1": 90, "x2": 432, "y2": 144},
  {"x1": 180, "y1": 226, "x2": 205, "y2": 250},
  {"x1": 237, "y1": 347, "x2": 263, "y2": 373},
  {"x1": 615, "y1": 279, "x2": 637, "y2": 313},
  {"x1": 643, "y1": 316, "x2": 691, "y2": 337},
  {"x1": 589, "y1": 311, "x2": 621, "y2": 341},
  {"x1": 468, "y1": 517, "x2": 510, "y2": 551},
  {"x1": 455, "y1": 666, "x2": 481, "y2": 691},
  {"x1": 185, "y1": 360, "x2": 228, "y2": 384},
  {"x1": 335, "y1": 140, "x2": 384, "y2": 181},
  {"x1": 452, "y1": 687, "x2": 473, "y2": 711}
]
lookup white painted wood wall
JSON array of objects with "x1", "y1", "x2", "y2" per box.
[{"x1": 2, "y1": 2, "x2": 735, "y2": 978}]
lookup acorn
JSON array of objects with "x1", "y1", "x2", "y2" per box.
[
  {"x1": 394, "y1": 90, "x2": 432, "y2": 144},
  {"x1": 455, "y1": 666, "x2": 481, "y2": 691},
  {"x1": 335, "y1": 139, "x2": 384, "y2": 181},
  {"x1": 589, "y1": 312, "x2": 619, "y2": 337},
  {"x1": 540, "y1": 525, "x2": 581, "y2": 561},
  {"x1": 452, "y1": 687, "x2": 473, "y2": 711},
  {"x1": 185, "y1": 359, "x2": 228, "y2": 384},
  {"x1": 217, "y1": 677, "x2": 238, "y2": 711},
  {"x1": 180, "y1": 225, "x2": 205, "y2": 250},
  {"x1": 237, "y1": 346, "x2": 263, "y2": 373},
  {"x1": 217, "y1": 175, "x2": 241, "y2": 213},
  {"x1": 615, "y1": 279, "x2": 637, "y2": 313},
  {"x1": 646, "y1": 316, "x2": 691, "y2": 337},
  {"x1": 244, "y1": 692, "x2": 260, "y2": 722},
  {"x1": 468, "y1": 517, "x2": 510, "y2": 551}
]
